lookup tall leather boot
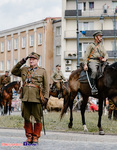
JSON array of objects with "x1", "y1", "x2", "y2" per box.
[
  {"x1": 90, "y1": 78, "x2": 98, "y2": 95},
  {"x1": 24, "y1": 121, "x2": 33, "y2": 143},
  {"x1": 33, "y1": 123, "x2": 42, "y2": 144}
]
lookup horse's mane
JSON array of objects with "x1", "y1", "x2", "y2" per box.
[
  {"x1": 106, "y1": 62, "x2": 117, "y2": 70},
  {"x1": 69, "y1": 68, "x2": 81, "y2": 79},
  {"x1": 3, "y1": 81, "x2": 19, "y2": 90}
]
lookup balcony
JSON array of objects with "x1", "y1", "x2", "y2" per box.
[
  {"x1": 64, "y1": 30, "x2": 85, "y2": 39},
  {"x1": 65, "y1": 8, "x2": 116, "y2": 18},
  {"x1": 64, "y1": 30, "x2": 117, "y2": 39},
  {"x1": 64, "y1": 51, "x2": 82, "y2": 60},
  {"x1": 64, "y1": 50, "x2": 116, "y2": 60}
]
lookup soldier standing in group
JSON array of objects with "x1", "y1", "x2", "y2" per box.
[
  {"x1": 51, "y1": 64, "x2": 67, "y2": 98},
  {"x1": 83, "y1": 31, "x2": 108, "y2": 95},
  {"x1": 0, "y1": 71, "x2": 11, "y2": 94},
  {"x1": 11, "y1": 52, "x2": 49, "y2": 144}
]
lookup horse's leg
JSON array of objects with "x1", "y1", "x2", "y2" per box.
[
  {"x1": 80, "y1": 95, "x2": 89, "y2": 132},
  {"x1": 98, "y1": 96, "x2": 105, "y2": 135},
  {"x1": 3, "y1": 100, "x2": 7, "y2": 115},
  {"x1": 9, "y1": 99, "x2": 11, "y2": 115},
  {"x1": 68, "y1": 99, "x2": 73, "y2": 128}
]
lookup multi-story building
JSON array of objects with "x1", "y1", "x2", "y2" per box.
[
  {"x1": 0, "y1": 17, "x2": 58, "y2": 82},
  {"x1": 62, "y1": 0, "x2": 117, "y2": 78},
  {"x1": 52, "y1": 19, "x2": 62, "y2": 71}
]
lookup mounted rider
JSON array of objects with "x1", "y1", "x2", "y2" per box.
[
  {"x1": 51, "y1": 64, "x2": 67, "y2": 99},
  {"x1": 83, "y1": 31, "x2": 108, "y2": 95},
  {"x1": 0, "y1": 71, "x2": 11, "y2": 95}
]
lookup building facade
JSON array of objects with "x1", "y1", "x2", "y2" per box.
[
  {"x1": 62, "y1": 0, "x2": 117, "y2": 78},
  {"x1": 52, "y1": 19, "x2": 62, "y2": 71},
  {"x1": 0, "y1": 17, "x2": 56, "y2": 82}
]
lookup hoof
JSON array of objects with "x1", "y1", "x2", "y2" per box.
[
  {"x1": 99, "y1": 130, "x2": 105, "y2": 135},
  {"x1": 83, "y1": 125, "x2": 88, "y2": 132},
  {"x1": 68, "y1": 123, "x2": 72, "y2": 128}
]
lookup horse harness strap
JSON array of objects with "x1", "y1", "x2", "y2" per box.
[{"x1": 88, "y1": 44, "x2": 99, "y2": 61}]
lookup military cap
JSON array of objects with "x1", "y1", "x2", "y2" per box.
[
  {"x1": 93, "y1": 31, "x2": 103, "y2": 37},
  {"x1": 5, "y1": 71, "x2": 9, "y2": 73},
  {"x1": 28, "y1": 52, "x2": 40, "y2": 60},
  {"x1": 56, "y1": 64, "x2": 61, "y2": 67}
]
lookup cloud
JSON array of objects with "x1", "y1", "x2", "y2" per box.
[{"x1": 0, "y1": 0, "x2": 62, "y2": 30}]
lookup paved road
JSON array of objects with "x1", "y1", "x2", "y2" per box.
[{"x1": 0, "y1": 128, "x2": 117, "y2": 150}]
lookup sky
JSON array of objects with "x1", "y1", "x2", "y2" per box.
[{"x1": 0, "y1": 0, "x2": 62, "y2": 31}]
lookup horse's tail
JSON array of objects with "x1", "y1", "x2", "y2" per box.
[{"x1": 60, "y1": 92, "x2": 71, "y2": 119}]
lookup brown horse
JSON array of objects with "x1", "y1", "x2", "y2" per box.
[
  {"x1": 0, "y1": 81, "x2": 21, "y2": 115},
  {"x1": 49, "y1": 81, "x2": 70, "y2": 105},
  {"x1": 61, "y1": 62, "x2": 117, "y2": 135}
]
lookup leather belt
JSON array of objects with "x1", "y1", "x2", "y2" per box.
[{"x1": 23, "y1": 83, "x2": 40, "y2": 89}]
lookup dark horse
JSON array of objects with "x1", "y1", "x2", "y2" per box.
[
  {"x1": 49, "y1": 81, "x2": 70, "y2": 105},
  {"x1": 61, "y1": 62, "x2": 117, "y2": 135},
  {"x1": 0, "y1": 81, "x2": 21, "y2": 115}
]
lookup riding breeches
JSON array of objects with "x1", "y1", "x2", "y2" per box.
[
  {"x1": 56, "y1": 82, "x2": 61, "y2": 91},
  {"x1": 88, "y1": 61, "x2": 99, "y2": 79},
  {"x1": 21, "y1": 102, "x2": 42, "y2": 123}
]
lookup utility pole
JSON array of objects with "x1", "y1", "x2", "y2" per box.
[{"x1": 76, "y1": 0, "x2": 80, "y2": 68}]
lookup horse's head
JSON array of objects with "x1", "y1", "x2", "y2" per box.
[{"x1": 14, "y1": 81, "x2": 21, "y2": 93}]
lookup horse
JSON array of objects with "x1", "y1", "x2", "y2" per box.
[
  {"x1": 0, "y1": 81, "x2": 21, "y2": 115},
  {"x1": 49, "y1": 81, "x2": 70, "y2": 105},
  {"x1": 61, "y1": 62, "x2": 117, "y2": 135}
]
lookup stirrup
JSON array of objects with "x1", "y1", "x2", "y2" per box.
[{"x1": 91, "y1": 87, "x2": 98, "y2": 95}]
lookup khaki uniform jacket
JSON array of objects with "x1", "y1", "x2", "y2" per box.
[
  {"x1": 83, "y1": 42, "x2": 108, "y2": 65},
  {"x1": 0, "y1": 75, "x2": 11, "y2": 88},
  {"x1": 51, "y1": 70, "x2": 66, "y2": 82},
  {"x1": 11, "y1": 62, "x2": 49, "y2": 103}
]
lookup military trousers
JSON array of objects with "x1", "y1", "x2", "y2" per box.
[
  {"x1": 88, "y1": 61, "x2": 99, "y2": 79},
  {"x1": 21, "y1": 102, "x2": 42, "y2": 123}
]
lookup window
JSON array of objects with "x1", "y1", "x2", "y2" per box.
[
  {"x1": 8, "y1": 40, "x2": 11, "y2": 51},
  {"x1": 14, "y1": 38, "x2": 18, "y2": 50},
  {"x1": 79, "y1": 22, "x2": 94, "y2": 31},
  {"x1": 30, "y1": 35, "x2": 33, "y2": 46},
  {"x1": 56, "y1": 46, "x2": 61, "y2": 55},
  {"x1": 38, "y1": 33, "x2": 42, "y2": 45},
  {"x1": 38, "y1": 56, "x2": 41, "y2": 67},
  {"x1": 1, "y1": 42, "x2": 4, "y2": 52},
  {"x1": 56, "y1": 26, "x2": 61, "y2": 36},
  {"x1": 0, "y1": 61, "x2": 4, "y2": 71},
  {"x1": 7, "y1": 60, "x2": 10, "y2": 70},
  {"x1": 83, "y1": 2, "x2": 86, "y2": 11},
  {"x1": 89, "y1": 2, "x2": 94, "y2": 10},
  {"x1": 22, "y1": 37, "x2": 25, "y2": 48},
  {"x1": 112, "y1": 1, "x2": 117, "y2": 11},
  {"x1": 14, "y1": 59, "x2": 17, "y2": 65}
]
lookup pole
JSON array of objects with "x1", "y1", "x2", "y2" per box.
[
  {"x1": 114, "y1": 12, "x2": 116, "y2": 62},
  {"x1": 76, "y1": 0, "x2": 80, "y2": 68},
  {"x1": 76, "y1": 0, "x2": 80, "y2": 109}
]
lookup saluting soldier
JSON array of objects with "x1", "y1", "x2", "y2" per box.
[
  {"x1": 83, "y1": 31, "x2": 108, "y2": 95},
  {"x1": 51, "y1": 64, "x2": 67, "y2": 98},
  {"x1": 11, "y1": 52, "x2": 49, "y2": 144},
  {"x1": 0, "y1": 71, "x2": 11, "y2": 94}
]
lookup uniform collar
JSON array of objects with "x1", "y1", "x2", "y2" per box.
[{"x1": 29, "y1": 66, "x2": 38, "y2": 71}]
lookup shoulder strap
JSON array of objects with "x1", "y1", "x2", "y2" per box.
[
  {"x1": 1, "y1": 77, "x2": 7, "y2": 83},
  {"x1": 88, "y1": 44, "x2": 99, "y2": 61}
]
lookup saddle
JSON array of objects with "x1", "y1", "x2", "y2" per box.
[{"x1": 78, "y1": 62, "x2": 108, "y2": 83}]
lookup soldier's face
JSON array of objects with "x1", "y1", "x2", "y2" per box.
[{"x1": 29, "y1": 58, "x2": 39, "y2": 68}]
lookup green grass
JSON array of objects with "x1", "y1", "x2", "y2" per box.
[{"x1": 0, "y1": 111, "x2": 117, "y2": 134}]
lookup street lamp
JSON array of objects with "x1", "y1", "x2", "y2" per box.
[
  {"x1": 76, "y1": 0, "x2": 80, "y2": 68},
  {"x1": 99, "y1": 13, "x2": 116, "y2": 62}
]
